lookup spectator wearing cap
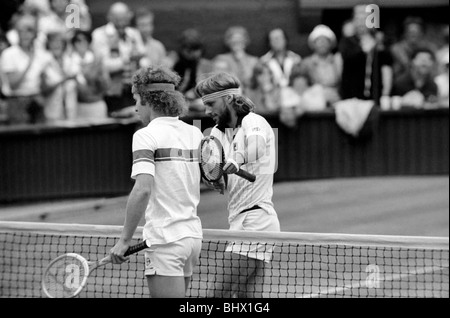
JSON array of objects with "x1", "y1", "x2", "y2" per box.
[
  {"x1": 391, "y1": 17, "x2": 438, "y2": 79},
  {"x1": 91, "y1": 2, "x2": 145, "y2": 115},
  {"x1": 171, "y1": 28, "x2": 213, "y2": 111},
  {"x1": 391, "y1": 48, "x2": 439, "y2": 109},
  {"x1": 290, "y1": 24, "x2": 342, "y2": 110},
  {"x1": 260, "y1": 28, "x2": 301, "y2": 89},
  {"x1": 338, "y1": 5, "x2": 393, "y2": 105},
  {"x1": 213, "y1": 26, "x2": 259, "y2": 95}
]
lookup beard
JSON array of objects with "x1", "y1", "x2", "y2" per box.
[{"x1": 216, "y1": 106, "x2": 232, "y2": 132}]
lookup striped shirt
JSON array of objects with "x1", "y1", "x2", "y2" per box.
[
  {"x1": 131, "y1": 116, "x2": 203, "y2": 245},
  {"x1": 210, "y1": 112, "x2": 278, "y2": 223}
]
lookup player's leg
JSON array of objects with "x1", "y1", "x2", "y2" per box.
[
  {"x1": 183, "y1": 237, "x2": 202, "y2": 295},
  {"x1": 144, "y1": 238, "x2": 201, "y2": 298},
  {"x1": 237, "y1": 209, "x2": 280, "y2": 298},
  {"x1": 207, "y1": 251, "x2": 259, "y2": 298},
  {"x1": 235, "y1": 258, "x2": 265, "y2": 298},
  {"x1": 147, "y1": 275, "x2": 186, "y2": 298}
]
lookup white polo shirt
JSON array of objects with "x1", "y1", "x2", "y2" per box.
[
  {"x1": 0, "y1": 45, "x2": 54, "y2": 97},
  {"x1": 131, "y1": 117, "x2": 203, "y2": 245},
  {"x1": 210, "y1": 112, "x2": 278, "y2": 223}
]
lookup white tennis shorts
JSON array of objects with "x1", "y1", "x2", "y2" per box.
[
  {"x1": 144, "y1": 237, "x2": 202, "y2": 277},
  {"x1": 226, "y1": 208, "x2": 280, "y2": 263}
]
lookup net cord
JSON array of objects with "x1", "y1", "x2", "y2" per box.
[{"x1": 0, "y1": 221, "x2": 448, "y2": 250}]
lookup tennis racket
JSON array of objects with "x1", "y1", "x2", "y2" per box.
[
  {"x1": 199, "y1": 136, "x2": 256, "y2": 183},
  {"x1": 41, "y1": 240, "x2": 148, "y2": 298}
]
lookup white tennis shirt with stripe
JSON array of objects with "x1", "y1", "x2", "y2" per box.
[
  {"x1": 131, "y1": 116, "x2": 204, "y2": 245},
  {"x1": 210, "y1": 112, "x2": 278, "y2": 223}
]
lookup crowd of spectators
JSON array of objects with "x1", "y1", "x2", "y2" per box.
[{"x1": 0, "y1": 1, "x2": 448, "y2": 127}]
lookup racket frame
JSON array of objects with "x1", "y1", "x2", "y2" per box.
[
  {"x1": 41, "y1": 253, "x2": 91, "y2": 298},
  {"x1": 42, "y1": 240, "x2": 148, "y2": 298},
  {"x1": 199, "y1": 136, "x2": 256, "y2": 183}
]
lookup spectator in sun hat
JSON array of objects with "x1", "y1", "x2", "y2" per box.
[{"x1": 290, "y1": 24, "x2": 342, "y2": 111}]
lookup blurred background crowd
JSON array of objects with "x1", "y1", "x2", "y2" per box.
[{"x1": 0, "y1": 0, "x2": 448, "y2": 127}]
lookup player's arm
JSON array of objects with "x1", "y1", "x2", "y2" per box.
[
  {"x1": 110, "y1": 174, "x2": 153, "y2": 264},
  {"x1": 110, "y1": 129, "x2": 156, "y2": 263},
  {"x1": 224, "y1": 132, "x2": 266, "y2": 174}
]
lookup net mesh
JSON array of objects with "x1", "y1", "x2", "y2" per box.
[{"x1": 0, "y1": 221, "x2": 448, "y2": 298}]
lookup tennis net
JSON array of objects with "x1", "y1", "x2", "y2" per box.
[{"x1": 0, "y1": 221, "x2": 448, "y2": 298}]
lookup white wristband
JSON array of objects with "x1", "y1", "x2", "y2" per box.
[{"x1": 226, "y1": 158, "x2": 240, "y2": 172}]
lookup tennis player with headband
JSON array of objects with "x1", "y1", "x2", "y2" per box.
[
  {"x1": 195, "y1": 72, "x2": 281, "y2": 298},
  {"x1": 109, "y1": 66, "x2": 204, "y2": 298}
]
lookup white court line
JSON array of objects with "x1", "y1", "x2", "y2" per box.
[{"x1": 298, "y1": 264, "x2": 450, "y2": 298}]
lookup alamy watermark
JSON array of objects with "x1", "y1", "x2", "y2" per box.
[
  {"x1": 365, "y1": 264, "x2": 381, "y2": 289},
  {"x1": 65, "y1": 4, "x2": 81, "y2": 29},
  {"x1": 365, "y1": 4, "x2": 380, "y2": 29}
]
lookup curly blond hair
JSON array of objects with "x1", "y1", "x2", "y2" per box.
[{"x1": 132, "y1": 66, "x2": 187, "y2": 117}]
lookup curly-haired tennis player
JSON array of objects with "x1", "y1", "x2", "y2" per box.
[
  {"x1": 109, "y1": 66, "x2": 204, "y2": 298},
  {"x1": 195, "y1": 72, "x2": 281, "y2": 298}
]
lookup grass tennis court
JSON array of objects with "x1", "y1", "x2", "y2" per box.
[
  {"x1": 1, "y1": 176, "x2": 448, "y2": 236},
  {"x1": 0, "y1": 177, "x2": 448, "y2": 298}
]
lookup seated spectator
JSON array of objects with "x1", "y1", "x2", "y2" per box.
[
  {"x1": 0, "y1": 12, "x2": 55, "y2": 124},
  {"x1": 290, "y1": 24, "x2": 342, "y2": 111},
  {"x1": 213, "y1": 26, "x2": 258, "y2": 94},
  {"x1": 43, "y1": 30, "x2": 79, "y2": 121},
  {"x1": 246, "y1": 62, "x2": 281, "y2": 116},
  {"x1": 260, "y1": 28, "x2": 301, "y2": 89},
  {"x1": 135, "y1": 8, "x2": 168, "y2": 68},
  {"x1": 435, "y1": 52, "x2": 449, "y2": 107},
  {"x1": 391, "y1": 17, "x2": 438, "y2": 79},
  {"x1": 91, "y1": 2, "x2": 145, "y2": 116},
  {"x1": 171, "y1": 28, "x2": 213, "y2": 112},
  {"x1": 71, "y1": 30, "x2": 110, "y2": 120},
  {"x1": 339, "y1": 4, "x2": 393, "y2": 105},
  {"x1": 391, "y1": 48, "x2": 439, "y2": 108}
]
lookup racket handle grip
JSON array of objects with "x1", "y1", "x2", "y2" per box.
[
  {"x1": 235, "y1": 169, "x2": 256, "y2": 182},
  {"x1": 124, "y1": 241, "x2": 148, "y2": 257}
]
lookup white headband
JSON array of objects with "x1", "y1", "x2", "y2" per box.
[{"x1": 201, "y1": 88, "x2": 242, "y2": 104}]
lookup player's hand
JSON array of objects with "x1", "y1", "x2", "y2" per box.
[
  {"x1": 203, "y1": 178, "x2": 226, "y2": 195},
  {"x1": 109, "y1": 240, "x2": 131, "y2": 264},
  {"x1": 223, "y1": 161, "x2": 239, "y2": 174}
]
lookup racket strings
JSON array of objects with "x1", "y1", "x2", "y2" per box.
[
  {"x1": 43, "y1": 256, "x2": 88, "y2": 298},
  {"x1": 201, "y1": 140, "x2": 224, "y2": 180}
]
